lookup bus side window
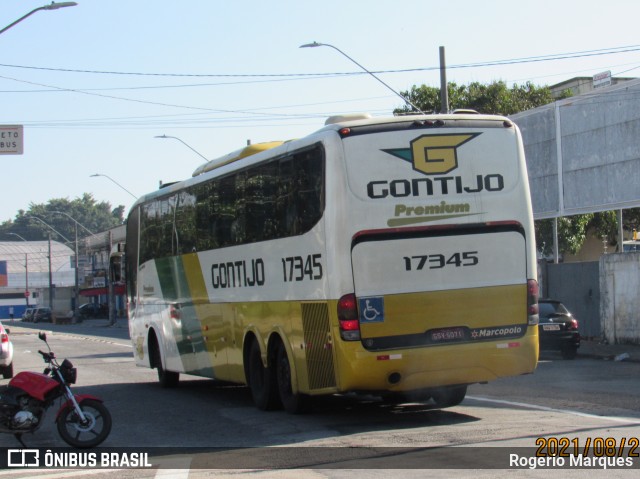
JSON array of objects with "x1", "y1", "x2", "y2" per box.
[{"x1": 277, "y1": 157, "x2": 297, "y2": 237}]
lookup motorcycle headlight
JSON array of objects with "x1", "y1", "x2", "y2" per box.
[{"x1": 60, "y1": 359, "x2": 77, "y2": 384}]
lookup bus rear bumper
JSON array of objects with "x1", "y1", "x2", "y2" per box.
[{"x1": 334, "y1": 332, "x2": 539, "y2": 393}]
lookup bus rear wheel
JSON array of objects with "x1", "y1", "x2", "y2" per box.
[
  {"x1": 247, "y1": 340, "x2": 280, "y2": 411},
  {"x1": 431, "y1": 385, "x2": 467, "y2": 408},
  {"x1": 275, "y1": 342, "x2": 310, "y2": 414}
]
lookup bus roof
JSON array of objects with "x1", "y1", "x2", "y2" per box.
[{"x1": 134, "y1": 112, "x2": 516, "y2": 208}]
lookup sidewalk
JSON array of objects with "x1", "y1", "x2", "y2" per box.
[
  {"x1": 578, "y1": 338, "x2": 640, "y2": 362},
  {"x1": 2, "y1": 317, "x2": 130, "y2": 341}
]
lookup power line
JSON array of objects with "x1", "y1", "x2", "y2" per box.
[{"x1": 0, "y1": 44, "x2": 639, "y2": 78}]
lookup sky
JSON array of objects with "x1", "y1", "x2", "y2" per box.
[{"x1": 1, "y1": 0, "x2": 640, "y2": 224}]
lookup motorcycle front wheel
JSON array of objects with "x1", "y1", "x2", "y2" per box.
[{"x1": 57, "y1": 399, "x2": 112, "y2": 448}]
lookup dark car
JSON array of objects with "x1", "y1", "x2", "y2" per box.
[
  {"x1": 32, "y1": 307, "x2": 53, "y2": 323},
  {"x1": 78, "y1": 303, "x2": 108, "y2": 319},
  {"x1": 21, "y1": 308, "x2": 36, "y2": 322},
  {"x1": 538, "y1": 299, "x2": 580, "y2": 359}
]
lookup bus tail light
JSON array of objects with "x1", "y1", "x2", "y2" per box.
[
  {"x1": 527, "y1": 279, "x2": 539, "y2": 325},
  {"x1": 338, "y1": 293, "x2": 360, "y2": 341}
]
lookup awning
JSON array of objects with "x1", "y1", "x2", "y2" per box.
[{"x1": 79, "y1": 284, "x2": 125, "y2": 297}]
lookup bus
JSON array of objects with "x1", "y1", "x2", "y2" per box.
[{"x1": 125, "y1": 112, "x2": 539, "y2": 413}]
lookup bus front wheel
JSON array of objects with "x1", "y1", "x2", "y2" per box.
[
  {"x1": 247, "y1": 340, "x2": 280, "y2": 411},
  {"x1": 275, "y1": 342, "x2": 310, "y2": 414},
  {"x1": 150, "y1": 336, "x2": 179, "y2": 388}
]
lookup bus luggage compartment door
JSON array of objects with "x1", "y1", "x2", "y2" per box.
[{"x1": 351, "y1": 228, "x2": 529, "y2": 351}]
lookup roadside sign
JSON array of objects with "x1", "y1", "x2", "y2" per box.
[
  {"x1": 593, "y1": 71, "x2": 612, "y2": 89},
  {"x1": 0, "y1": 125, "x2": 23, "y2": 155}
]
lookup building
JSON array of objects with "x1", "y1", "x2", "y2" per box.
[
  {"x1": 0, "y1": 240, "x2": 75, "y2": 318},
  {"x1": 550, "y1": 73, "x2": 636, "y2": 99},
  {"x1": 79, "y1": 224, "x2": 126, "y2": 319}
]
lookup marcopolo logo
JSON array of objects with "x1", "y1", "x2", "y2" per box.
[
  {"x1": 471, "y1": 325, "x2": 524, "y2": 340},
  {"x1": 382, "y1": 133, "x2": 480, "y2": 175}
]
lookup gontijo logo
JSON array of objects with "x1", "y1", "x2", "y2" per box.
[
  {"x1": 382, "y1": 133, "x2": 480, "y2": 175},
  {"x1": 368, "y1": 132, "x2": 505, "y2": 200}
]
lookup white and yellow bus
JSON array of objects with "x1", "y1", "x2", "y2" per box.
[{"x1": 125, "y1": 113, "x2": 539, "y2": 413}]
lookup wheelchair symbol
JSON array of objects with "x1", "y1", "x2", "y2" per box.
[
  {"x1": 363, "y1": 300, "x2": 381, "y2": 321},
  {"x1": 359, "y1": 297, "x2": 384, "y2": 322}
]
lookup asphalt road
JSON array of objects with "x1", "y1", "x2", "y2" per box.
[{"x1": 1, "y1": 326, "x2": 639, "y2": 478}]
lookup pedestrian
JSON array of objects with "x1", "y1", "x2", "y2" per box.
[{"x1": 8, "y1": 306, "x2": 14, "y2": 322}]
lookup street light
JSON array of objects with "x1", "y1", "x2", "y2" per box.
[
  {"x1": 48, "y1": 211, "x2": 93, "y2": 322},
  {"x1": 6, "y1": 232, "x2": 27, "y2": 242},
  {"x1": 49, "y1": 211, "x2": 94, "y2": 236},
  {"x1": 0, "y1": 2, "x2": 78, "y2": 36},
  {"x1": 25, "y1": 215, "x2": 71, "y2": 243},
  {"x1": 23, "y1": 215, "x2": 68, "y2": 311},
  {"x1": 154, "y1": 135, "x2": 208, "y2": 162},
  {"x1": 299, "y1": 41, "x2": 425, "y2": 114},
  {"x1": 90, "y1": 174, "x2": 138, "y2": 200}
]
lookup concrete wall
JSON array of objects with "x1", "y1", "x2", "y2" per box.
[
  {"x1": 512, "y1": 78, "x2": 640, "y2": 219},
  {"x1": 600, "y1": 252, "x2": 640, "y2": 345}
]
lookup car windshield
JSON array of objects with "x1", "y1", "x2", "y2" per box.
[{"x1": 539, "y1": 301, "x2": 569, "y2": 318}]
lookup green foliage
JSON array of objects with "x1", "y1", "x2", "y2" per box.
[
  {"x1": 395, "y1": 78, "x2": 640, "y2": 257},
  {"x1": 0, "y1": 194, "x2": 124, "y2": 244},
  {"x1": 535, "y1": 215, "x2": 593, "y2": 257},
  {"x1": 395, "y1": 80, "x2": 570, "y2": 115},
  {"x1": 536, "y1": 209, "x2": 640, "y2": 256}
]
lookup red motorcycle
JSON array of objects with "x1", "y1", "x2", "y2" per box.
[{"x1": 0, "y1": 332, "x2": 112, "y2": 448}]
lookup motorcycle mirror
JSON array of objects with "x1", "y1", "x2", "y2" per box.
[{"x1": 38, "y1": 332, "x2": 47, "y2": 342}]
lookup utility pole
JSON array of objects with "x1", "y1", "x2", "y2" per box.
[{"x1": 439, "y1": 46, "x2": 449, "y2": 113}]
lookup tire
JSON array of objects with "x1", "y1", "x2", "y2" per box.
[
  {"x1": 431, "y1": 385, "x2": 467, "y2": 408},
  {"x1": 275, "y1": 342, "x2": 310, "y2": 414},
  {"x1": 2, "y1": 362, "x2": 13, "y2": 379},
  {"x1": 247, "y1": 340, "x2": 280, "y2": 410},
  {"x1": 561, "y1": 346, "x2": 578, "y2": 360},
  {"x1": 382, "y1": 389, "x2": 431, "y2": 404},
  {"x1": 151, "y1": 336, "x2": 179, "y2": 388},
  {"x1": 57, "y1": 399, "x2": 112, "y2": 448}
]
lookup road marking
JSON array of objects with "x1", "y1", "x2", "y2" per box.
[
  {"x1": 468, "y1": 395, "x2": 640, "y2": 424},
  {"x1": 153, "y1": 456, "x2": 192, "y2": 479},
  {"x1": 0, "y1": 469, "x2": 125, "y2": 478}
]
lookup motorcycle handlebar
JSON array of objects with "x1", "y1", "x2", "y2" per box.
[{"x1": 38, "y1": 350, "x2": 54, "y2": 361}]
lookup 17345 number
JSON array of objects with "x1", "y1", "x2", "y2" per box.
[{"x1": 403, "y1": 251, "x2": 479, "y2": 271}]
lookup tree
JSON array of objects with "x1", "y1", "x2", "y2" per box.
[
  {"x1": 536, "y1": 209, "x2": 640, "y2": 257},
  {"x1": 0, "y1": 194, "x2": 124, "y2": 244},
  {"x1": 535, "y1": 215, "x2": 593, "y2": 257},
  {"x1": 395, "y1": 79, "x2": 638, "y2": 257},
  {"x1": 395, "y1": 80, "x2": 571, "y2": 115}
]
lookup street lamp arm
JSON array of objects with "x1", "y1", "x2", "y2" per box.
[
  {"x1": 25, "y1": 215, "x2": 72, "y2": 243},
  {"x1": 6, "y1": 232, "x2": 27, "y2": 241},
  {"x1": 49, "y1": 211, "x2": 95, "y2": 236},
  {"x1": 0, "y1": 2, "x2": 78, "y2": 36},
  {"x1": 155, "y1": 135, "x2": 209, "y2": 162},
  {"x1": 299, "y1": 41, "x2": 426, "y2": 115},
  {"x1": 90, "y1": 173, "x2": 138, "y2": 200}
]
